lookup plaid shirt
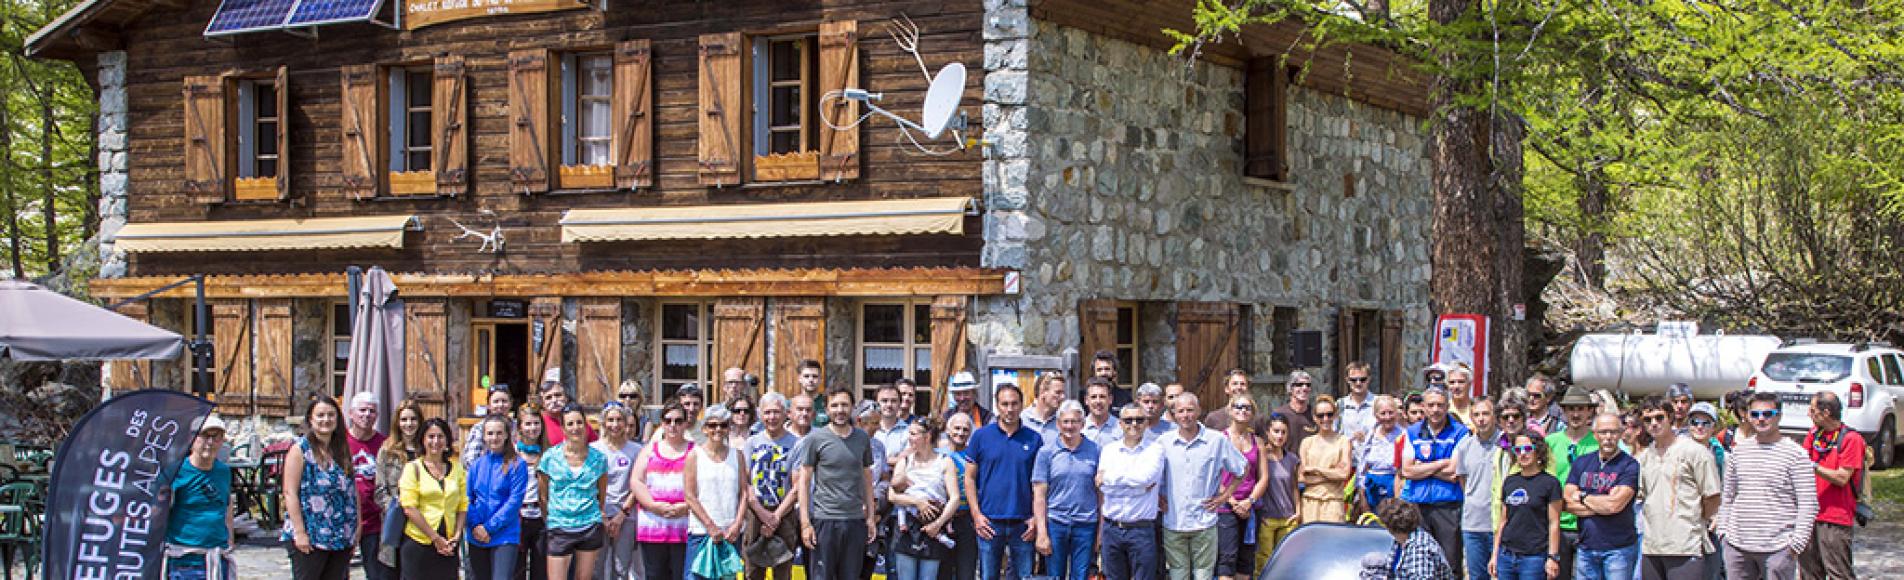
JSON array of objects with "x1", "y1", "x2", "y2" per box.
[{"x1": 1388, "y1": 529, "x2": 1456, "y2": 580}]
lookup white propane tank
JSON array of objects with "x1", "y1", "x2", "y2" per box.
[{"x1": 1569, "y1": 332, "x2": 1782, "y2": 400}]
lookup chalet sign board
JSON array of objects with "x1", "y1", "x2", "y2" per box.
[{"x1": 403, "y1": 0, "x2": 590, "y2": 30}]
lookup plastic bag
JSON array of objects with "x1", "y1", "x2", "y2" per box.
[{"x1": 691, "y1": 539, "x2": 746, "y2": 579}]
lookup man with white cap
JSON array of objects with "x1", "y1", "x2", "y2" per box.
[
  {"x1": 941, "y1": 370, "x2": 994, "y2": 426},
  {"x1": 344, "y1": 393, "x2": 392, "y2": 580},
  {"x1": 537, "y1": 367, "x2": 597, "y2": 445},
  {"x1": 164, "y1": 414, "x2": 235, "y2": 580}
]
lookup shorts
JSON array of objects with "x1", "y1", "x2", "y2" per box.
[{"x1": 546, "y1": 523, "x2": 605, "y2": 556}]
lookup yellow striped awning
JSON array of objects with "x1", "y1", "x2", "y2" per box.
[
  {"x1": 560, "y1": 197, "x2": 974, "y2": 243},
  {"x1": 113, "y1": 215, "x2": 420, "y2": 253}
]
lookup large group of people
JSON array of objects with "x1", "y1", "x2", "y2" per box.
[{"x1": 155, "y1": 353, "x2": 1866, "y2": 580}]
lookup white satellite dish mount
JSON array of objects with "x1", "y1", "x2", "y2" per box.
[{"x1": 822, "y1": 15, "x2": 970, "y2": 155}]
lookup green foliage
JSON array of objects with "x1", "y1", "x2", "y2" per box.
[{"x1": 0, "y1": 0, "x2": 98, "y2": 280}]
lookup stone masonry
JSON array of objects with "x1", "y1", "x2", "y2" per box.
[{"x1": 975, "y1": 4, "x2": 1434, "y2": 398}]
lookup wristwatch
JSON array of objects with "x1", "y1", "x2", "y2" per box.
[{"x1": 1546, "y1": 553, "x2": 1560, "y2": 562}]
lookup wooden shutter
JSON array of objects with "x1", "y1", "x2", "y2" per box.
[
  {"x1": 1244, "y1": 58, "x2": 1288, "y2": 181},
  {"x1": 433, "y1": 55, "x2": 470, "y2": 196},
  {"x1": 274, "y1": 65, "x2": 291, "y2": 199},
  {"x1": 697, "y1": 32, "x2": 743, "y2": 186},
  {"x1": 817, "y1": 20, "x2": 861, "y2": 181},
  {"x1": 1337, "y1": 307, "x2": 1356, "y2": 390},
  {"x1": 508, "y1": 49, "x2": 554, "y2": 194},
  {"x1": 713, "y1": 297, "x2": 766, "y2": 382},
  {"x1": 613, "y1": 39, "x2": 655, "y2": 190},
  {"x1": 771, "y1": 298, "x2": 826, "y2": 397},
  {"x1": 106, "y1": 302, "x2": 153, "y2": 392},
  {"x1": 405, "y1": 299, "x2": 450, "y2": 419},
  {"x1": 1175, "y1": 302, "x2": 1241, "y2": 406},
  {"x1": 529, "y1": 297, "x2": 564, "y2": 387},
  {"x1": 211, "y1": 299, "x2": 251, "y2": 415},
  {"x1": 576, "y1": 297, "x2": 622, "y2": 406},
  {"x1": 929, "y1": 296, "x2": 969, "y2": 413},
  {"x1": 1078, "y1": 299, "x2": 1119, "y2": 377},
  {"x1": 182, "y1": 75, "x2": 227, "y2": 204},
  {"x1": 340, "y1": 64, "x2": 380, "y2": 198},
  {"x1": 1381, "y1": 309, "x2": 1405, "y2": 396},
  {"x1": 254, "y1": 299, "x2": 294, "y2": 417}
]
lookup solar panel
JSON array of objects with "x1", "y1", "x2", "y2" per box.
[
  {"x1": 203, "y1": 0, "x2": 299, "y2": 36},
  {"x1": 283, "y1": 0, "x2": 385, "y2": 27}
]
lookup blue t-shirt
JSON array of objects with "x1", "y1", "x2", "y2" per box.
[
  {"x1": 537, "y1": 447, "x2": 608, "y2": 530},
  {"x1": 966, "y1": 423, "x2": 1043, "y2": 520},
  {"x1": 1565, "y1": 450, "x2": 1640, "y2": 550},
  {"x1": 1399, "y1": 420, "x2": 1469, "y2": 505},
  {"x1": 166, "y1": 460, "x2": 232, "y2": 549},
  {"x1": 1031, "y1": 437, "x2": 1101, "y2": 526}
]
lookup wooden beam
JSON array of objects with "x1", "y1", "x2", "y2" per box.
[{"x1": 90, "y1": 267, "x2": 1013, "y2": 299}]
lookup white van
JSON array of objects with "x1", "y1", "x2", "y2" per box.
[{"x1": 1747, "y1": 340, "x2": 1903, "y2": 468}]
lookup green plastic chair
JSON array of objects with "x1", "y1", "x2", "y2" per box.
[{"x1": 0, "y1": 481, "x2": 43, "y2": 580}]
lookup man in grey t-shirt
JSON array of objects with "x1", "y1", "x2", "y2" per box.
[
  {"x1": 798, "y1": 390, "x2": 876, "y2": 580},
  {"x1": 1454, "y1": 399, "x2": 1500, "y2": 580}
]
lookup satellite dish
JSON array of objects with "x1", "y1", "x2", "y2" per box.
[{"x1": 920, "y1": 62, "x2": 966, "y2": 139}]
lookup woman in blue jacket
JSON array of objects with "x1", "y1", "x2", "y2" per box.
[{"x1": 467, "y1": 415, "x2": 530, "y2": 580}]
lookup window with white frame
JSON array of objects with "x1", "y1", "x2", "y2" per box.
[
  {"x1": 388, "y1": 67, "x2": 433, "y2": 173},
  {"x1": 656, "y1": 302, "x2": 714, "y2": 403},
  {"x1": 329, "y1": 303, "x2": 351, "y2": 398},
  {"x1": 235, "y1": 79, "x2": 279, "y2": 179},
  {"x1": 858, "y1": 301, "x2": 933, "y2": 399},
  {"x1": 561, "y1": 52, "x2": 614, "y2": 167}
]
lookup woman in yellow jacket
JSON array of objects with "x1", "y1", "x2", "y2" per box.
[{"x1": 400, "y1": 418, "x2": 468, "y2": 580}]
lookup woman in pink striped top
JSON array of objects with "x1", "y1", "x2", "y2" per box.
[{"x1": 633, "y1": 402, "x2": 695, "y2": 580}]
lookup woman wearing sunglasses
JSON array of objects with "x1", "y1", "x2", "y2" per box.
[
  {"x1": 1491, "y1": 433, "x2": 1562, "y2": 580},
  {"x1": 1297, "y1": 395, "x2": 1353, "y2": 524},
  {"x1": 633, "y1": 403, "x2": 697, "y2": 580}
]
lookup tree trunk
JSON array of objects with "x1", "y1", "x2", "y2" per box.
[
  {"x1": 1429, "y1": 0, "x2": 1527, "y2": 393},
  {"x1": 41, "y1": 97, "x2": 59, "y2": 270},
  {"x1": 4, "y1": 101, "x2": 21, "y2": 279},
  {"x1": 1572, "y1": 75, "x2": 1608, "y2": 290}
]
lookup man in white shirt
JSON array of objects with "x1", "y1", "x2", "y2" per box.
[
  {"x1": 1082, "y1": 377, "x2": 1122, "y2": 449},
  {"x1": 1337, "y1": 361, "x2": 1377, "y2": 442},
  {"x1": 1158, "y1": 393, "x2": 1248, "y2": 580},
  {"x1": 1099, "y1": 404, "x2": 1167, "y2": 580}
]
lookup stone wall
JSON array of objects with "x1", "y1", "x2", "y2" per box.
[
  {"x1": 95, "y1": 51, "x2": 129, "y2": 279},
  {"x1": 974, "y1": 8, "x2": 1435, "y2": 395}
]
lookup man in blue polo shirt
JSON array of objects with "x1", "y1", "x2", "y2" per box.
[
  {"x1": 965, "y1": 383, "x2": 1043, "y2": 580},
  {"x1": 1034, "y1": 400, "x2": 1101, "y2": 580},
  {"x1": 1398, "y1": 387, "x2": 1470, "y2": 571}
]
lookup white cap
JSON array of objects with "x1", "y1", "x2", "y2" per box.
[
  {"x1": 949, "y1": 371, "x2": 978, "y2": 392},
  {"x1": 195, "y1": 414, "x2": 228, "y2": 436},
  {"x1": 350, "y1": 391, "x2": 379, "y2": 410},
  {"x1": 542, "y1": 367, "x2": 562, "y2": 385}
]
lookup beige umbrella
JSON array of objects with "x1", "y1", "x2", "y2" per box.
[{"x1": 342, "y1": 267, "x2": 405, "y2": 432}]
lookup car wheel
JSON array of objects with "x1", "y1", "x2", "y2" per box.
[{"x1": 1875, "y1": 418, "x2": 1896, "y2": 471}]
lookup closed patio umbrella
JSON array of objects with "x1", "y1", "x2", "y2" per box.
[
  {"x1": 0, "y1": 279, "x2": 183, "y2": 361},
  {"x1": 342, "y1": 267, "x2": 405, "y2": 432}
]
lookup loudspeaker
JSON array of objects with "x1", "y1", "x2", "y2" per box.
[{"x1": 1289, "y1": 330, "x2": 1324, "y2": 369}]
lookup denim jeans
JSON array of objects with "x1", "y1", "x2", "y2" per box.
[
  {"x1": 978, "y1": 519, "x2": 1034, "y2": 580},
  {"x1": 1047, "y1": 521, "x2": 1096, "y2": 580},
  {"x1": 1495, "y1": 548, "x2": 1548, "y2": 580},
  {"x1": 1461, "y1": 531, "x2": 1493, "y2": 580},
  {"x1": 1576, "y1": 543, "x2": 1640, "y2": 580},
  {"x1": 893, "y1": 552, "x2": 942, "y2": 580},
  {"x1": 467, "y1": 544, "x2": 519, "y2": 580}
]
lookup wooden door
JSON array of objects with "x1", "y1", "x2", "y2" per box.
[
  {"x1": 406, "y1": 299, "x2": 450, "y2": 419},
  {"x1": 772, "y1": 298, "x2": 826, "y2": 397},
  {"x1": 575, "y1": 298, "x2": 622, "y2": 406},
  {"x1": 712, "y1": 297, "x2": 766, "y2": 384},
  {"x1": 1175, "y1": 302, "x2": 1242, "y2": 407}
]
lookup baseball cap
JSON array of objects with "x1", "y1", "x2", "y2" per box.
[
  {"x1": 195, "y1": 414, "x2": 228, "y2": 436},
  {"x1": 541, "y1": 367, "x2": 562, "y2": 385},
  {"x1": 1688, "y1": 402, "x2": 1718, "y2": 420}
]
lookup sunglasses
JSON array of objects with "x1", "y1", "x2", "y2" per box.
[
  {"x1": 1748, "y1": 409, "x2": 1780, "y2": 420},
  {"x1": 1291, "y1": 383, "x2": 1313, "y2": 388},
  {"x1": 618, "y1": 393, "x2": 640, "y2": 399},
  {"x1": 1347, "y1": 378, "x2": 1370, "y2": 383},
  {"x1": 1512, "y1": 444, "x2": 1537, "y2": 455},
  {"x1": 1500, "y1": 413, "x2": 1523, "y2": 421},
  {"x1": 1232, "y1": 404, "x2": 1255, "y2": 412},
  {"x1": 1528, "y1": 391, "x2": 1547, "y2": 399},
  {"x1": 1642, "y1": 415, "x2": 1670, "y2": 425},
  {"x1": 1119, "y1": 417, "x2": 1147, "y2": 425},
  {"x1": 732, "y1": 407, "x2": 753, "y2": 414},
  {"x1": 1315, "y1": 412, "x2": 1336, "y2": 419},
  {"x1": 705, "y1": 422, "x2": 730, "y2": 429},
  {"x1": 1690, "y1": 418, "x2": 1715, "y2": 428},
  {"x1": 662, "y1": 417, "x2": 689, "y2": 425}
]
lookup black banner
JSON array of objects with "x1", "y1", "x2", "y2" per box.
[{"x1": 41, "y1": 389, "x2": 211, "y2": 580}]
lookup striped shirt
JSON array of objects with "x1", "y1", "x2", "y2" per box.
[{"x1": 1718, "y1": 436, "x2": 1816, "y2": 553}]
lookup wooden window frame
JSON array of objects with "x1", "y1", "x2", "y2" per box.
[
  {"x1": 1243, "y1": 56, "x2": 1291, "y2": 185},
  {"x1": 327, "y1": 302, "x2": 350, "y2": 399},
  {"x1": 236, "y1": 79, "x2": 279, "y2": 180},
  {"x1": 558, "y1": 50, "x2": 617, "y2": 189},
  {"x1": 856, "y1": 299, "x2": 934, "y2": 400},
  {"x1": 1113, "y1": 302, "x2": 1140, "y2": 391},
  {"x1": 655, "y1": 301, "x2": 716, "y2": 405},
  {"x1": 749, "y1": 33, "x2": 821, "y2": 183},
  {"x1": 387, "y1": 65, "x2": 435, "y2": 195}
]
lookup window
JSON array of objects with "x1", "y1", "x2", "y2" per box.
[
  {"x1": 858, "y1": 301, "x2": 933, "y2": 399},
  {"x1": 1269, "y1": 306, "x2": 1299, "y2": 374},
  {"x1": 329, "y1": 303, "x2": 351, "y2": 398},
  {"x1": 657, "y1": 302, "x2": 714, "y2": 403},
  {"x1": 1883, "y1": 354, "x2": 1903, "y2": 386},
  {"x1": 390, "y1": 67, "x2": 433, "y2": 174},
  {"x1": 563, "y1": 53, "x2": 614, "y2": 167},
  {"x1": 1113, "y1": 303, "x2": 1139, "y2": 391},
  {"x1": 749, "y1": 34, "x2": 820, "y2": 181},
  {"x1": 237, "y1": 79, "x2": 279, "y2": 179},
  {"x1": 1244, "y1": 57, "x2": 1289, "y2": 182}
]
